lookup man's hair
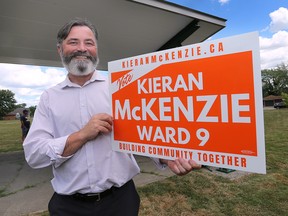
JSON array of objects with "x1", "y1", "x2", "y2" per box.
[
  {"x1": 57, "y1": 18, "x2": 98, "y2": 47},
  {"x1": 23, "y1": 109, "x2": 28, "y2": 114}
]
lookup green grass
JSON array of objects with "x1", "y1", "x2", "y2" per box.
[
  {"x1": 0, "y1": 120, "x2": 23, "y2": 152},
  {"x1": 1, "y1": 109, "x2": 288, "y2": 216},
  {"x1": 137, "y1": 109, "x2": 288, "y2": 216}
]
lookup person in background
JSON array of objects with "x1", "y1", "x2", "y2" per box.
[
  {"x1": 23, "y1": 18, "x2": 201, "y2": 216},
  {"x1": 20, "y1": 109, "x2": 30, "y2": 142}
]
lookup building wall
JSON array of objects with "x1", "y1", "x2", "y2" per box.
[{"x1": 3, "y1": 115, "x2": 18, "y2": 120}]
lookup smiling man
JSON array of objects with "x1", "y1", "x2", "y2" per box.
[{"x1": 23, "y1": 18, "x2": 201, "y2": 216}]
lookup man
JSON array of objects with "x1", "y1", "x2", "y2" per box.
[
  {"x1": 20, "y1": 109, "x2": 30, "y2": 142},
  {"x1": 23, "y1": 18, "x2": 201, "y2": 216}
]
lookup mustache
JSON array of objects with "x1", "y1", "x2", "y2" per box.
[
  {"x1": 60, "y1": 49, "x2": 99, "y2": 69},
  {"x1": 66, "y1": 51, "x2": 95, "y2": 62}
]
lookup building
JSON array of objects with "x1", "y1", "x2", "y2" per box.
[
  {"x1": 0, "y1": 0, "x2": 226, "y2": 70},
  {"x1": 263, "y1": 95, "x2": 283, "y2": 107},
  {"x1": 3, "y1": 108, "x2": 29, "y2": 120}
]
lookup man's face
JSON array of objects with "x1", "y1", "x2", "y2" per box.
[{"x1": 58, "y1": 26, "x2": 98, "y2": 76}]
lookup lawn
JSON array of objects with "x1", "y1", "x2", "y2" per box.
[
  {"x1": 137, "y1": 109, "x2": 288, "y2": 216},
  {"x1": 0, "y1": 120, "x2": 23, "y2": 152},
  {"x1": 1, "y1": 109, "x2": 288, "y2": 216}
]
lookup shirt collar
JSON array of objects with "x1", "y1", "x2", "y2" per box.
[{"x1": 59, "y1": 70, "x2": 106, "y2": 88}]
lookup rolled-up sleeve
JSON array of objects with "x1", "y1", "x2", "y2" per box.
[
  {"x1": 23, "y1": 91, "x2": 72, "y2": 169},
  {"x1": 150, "y1": 157, "x2": 168, "y2": 170}
]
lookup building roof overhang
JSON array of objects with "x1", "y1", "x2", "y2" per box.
[{"x1": 0, "y1": 0, "x2": 226, "y2": 70}]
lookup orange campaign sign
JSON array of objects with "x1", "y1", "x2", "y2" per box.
[{"x1": 108, "y1": 32, "x2": 266, "y2": 174}]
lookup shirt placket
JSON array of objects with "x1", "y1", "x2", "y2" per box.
[{"x1": 79, "y1": 87, "x2": 98, "y2": 191}]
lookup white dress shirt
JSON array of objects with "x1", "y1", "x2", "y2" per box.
[{"x1": 23, "y1": 71, "x2": 144, "y2": 195}]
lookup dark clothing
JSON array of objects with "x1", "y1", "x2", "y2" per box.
[
  {"x1": 21, "y1": 115, "x2": 30, "y2": 128},
  {"x1": 20, "y1": 115, "x2": 30, "y2": 137},
  {"x1": 48, "y1": 180, "x2": 140, "y2": 216}
]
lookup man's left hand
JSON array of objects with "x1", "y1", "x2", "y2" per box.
[{"x1": 160, "y1": 158, "x2": 202, "y2": 176}]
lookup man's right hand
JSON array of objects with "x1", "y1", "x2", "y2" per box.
[
  {"x1": 62, "y1": 113, "x2": 113, "y2": 157},
  {"x1": 80, "y1": 113, "x2": 113, "y2": 141}
]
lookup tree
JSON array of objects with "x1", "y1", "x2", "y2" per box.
[
  {"x1": 0, "y1": 89, "x2": 17, "y2": 119},
  {"x1": 16, "y1": 103, "x2": 27, "y2": 108},
  {"x1": 28, "y1": 105, "x2": 37, "y2": 117},
  {"x1": 282, "y1": 92, "x2": 288, "y2": 105},
  {"x1": 262, "y1": 63, "x2": 288, "y2": 97}
]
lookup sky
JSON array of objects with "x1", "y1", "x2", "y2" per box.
[{"x1": 0, "y1": 0, "x2": 288, "y2": 107}]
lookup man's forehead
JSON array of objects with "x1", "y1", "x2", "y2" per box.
[{"x1": 66, "y1": 26, "x2": 96, "y2": 40}]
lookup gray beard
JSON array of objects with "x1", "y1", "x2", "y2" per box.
[
  {"x1": 64, "y1": 58, "x2": 96, "y2": 76},
  {"x1": 60, "y1": 50, "x2": 99, "y2": 76}
]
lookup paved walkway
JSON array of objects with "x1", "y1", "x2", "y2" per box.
[{"x1": 0, "y1": 151, "x2": 174, "y2": 216}]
